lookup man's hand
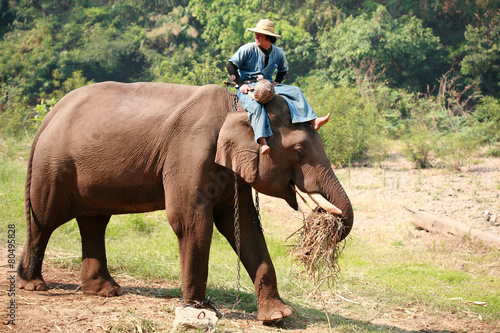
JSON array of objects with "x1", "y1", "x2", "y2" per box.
[{"x1": 240, "y1": 84, "x2": 251, "y2": 94}]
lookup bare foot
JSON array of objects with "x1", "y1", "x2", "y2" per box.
[{"x1": 311, "y1": 113, "x2": 331, "y2": 130}]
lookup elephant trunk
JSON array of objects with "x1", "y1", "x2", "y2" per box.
[
  {"x1": 298, "y1": 168, "x2": 354, "y2": 240},
  {"x1": 295, "y1": 174, "x2": 353, "y2": 241},
  {"x1": 317, "y1": 174, "x2": 354, "y2": 241}
]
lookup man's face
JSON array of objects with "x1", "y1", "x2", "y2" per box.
[{"x1": 255, "y1": 33, "x2": 271, "y2": 49}]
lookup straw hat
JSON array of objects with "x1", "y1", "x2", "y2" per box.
[{"x1": 247, "y1": 19, "x2": 282, "y2": 38}]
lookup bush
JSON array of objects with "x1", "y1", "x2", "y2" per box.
[
  {"x1": 435, "y1": 128, "x2": 483, "y2": 170},
  {"x1": 32, "y1": 98, "x2": 57, "y2": 132},
  {"x1": 485, "y1": 146, "x2": 500, "y2": 157},
  {"x1": 472, "y1": 96, "x2": 500, "y2": 144},
  {"x1": 301, "y1": 79, "x2": 384, "y2": 166},
  {"x1": 317, "y1": 5, "x2": 445, "y2": 91},
  {"x1": 402, "y1": 130, "x2": 435, "y2": 169},
  {"x1": 398, "y1": 77, "x2": 489, "y2": 170}
]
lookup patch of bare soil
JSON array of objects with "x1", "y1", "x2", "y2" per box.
[
  {"x1": 1, "y1": 155, "x2": 499, "y2": 332},
  {"x1": 345, "y1": 154, "x2": 500, "y2": 240}
]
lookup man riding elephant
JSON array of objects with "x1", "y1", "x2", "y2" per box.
[
  {"x1": 227, "y1": 18, "x2": 331, "y2": 154},
  {"x1": 17, "y1": 80, "x2": 354, "y2": 324}
]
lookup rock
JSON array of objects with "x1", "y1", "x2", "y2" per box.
[
  {"x1": 491, "y1": 214, "x2": 499, "y2": 226},
  {"x1": 483, "y1": 211, "x2": 491, "y2": 222},
  {"x1": 172, "y1": 307, "x2": 219, "y2": 332}
]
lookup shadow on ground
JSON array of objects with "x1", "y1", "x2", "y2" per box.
[{"x1": 39, "y1": 282, "x2": 459, "y2": 332}]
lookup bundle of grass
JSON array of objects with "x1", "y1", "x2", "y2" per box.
[{"x1": 287, "y1": 207, "x2": 346, "y2": 288}]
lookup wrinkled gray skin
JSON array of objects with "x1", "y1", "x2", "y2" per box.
[{"x1": 17, "y1": 82, "x2": 353, "y2": 323}]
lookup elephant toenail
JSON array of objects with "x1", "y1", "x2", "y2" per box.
[
  {"x1": 270, "y1": 311, "x2": 282, "y2": 320},
  {"x1": 283, "y1": 307, "x2": 293, "y2": 317}
]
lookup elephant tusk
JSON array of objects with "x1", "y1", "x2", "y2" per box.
[
  {"x1": 307, "y1": 193, "x2": 343, "y2": 215},
  {"x1": 291, "y1": 185, "x2": 343, "y2": 215},
  {"x1": 290, "y1": 185, "x2": 314, "y2": 211}
]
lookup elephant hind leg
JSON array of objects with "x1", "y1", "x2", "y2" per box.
[
  {"x1": 17, "y1": 245, "x2": 49, "y2": 292},
  {"x1": 77, "y1": 214, "x2": 122, "y2": 297},
  {"x1": 17, "y1": 215, "x2": 57, "y2": 292}
]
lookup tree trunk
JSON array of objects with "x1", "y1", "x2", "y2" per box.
[{"x1": 403, "y1": 205, "x2": 500, "y2": 247}]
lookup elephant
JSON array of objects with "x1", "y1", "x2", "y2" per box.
[{"x1": 17, "y1": 81, "x2": 353, "y2": 323}]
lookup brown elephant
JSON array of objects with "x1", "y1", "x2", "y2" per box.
[{"x1": 17, "y1": 81, "x2": 353, "y2": 323}]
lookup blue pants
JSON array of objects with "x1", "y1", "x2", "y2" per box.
[{"x1": 238, "y1": 84, "x2": 317, "y2": 142}]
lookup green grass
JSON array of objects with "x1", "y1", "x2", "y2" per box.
[
  {"x1": 339, "y1": 234, "x2": 500, "y2": 320},
  {"x1": 0, "y1": 138, "x2": 28, "y2": 244},
  {"x1": 2, "y1": 139, "x2": 500, "y2": 331}
]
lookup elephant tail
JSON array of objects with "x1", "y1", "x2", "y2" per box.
[
  {"x1": 23, "y1": 104, "x2": 59, "y2": 276},
  {"x1": 22, "y1": 139, "x2": 36, "y2": 278}
]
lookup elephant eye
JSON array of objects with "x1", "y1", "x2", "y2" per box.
[{"x1": 295, "y1": 148, "x2": 304, "y2": 157}]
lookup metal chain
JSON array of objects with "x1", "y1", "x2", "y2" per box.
[
  {"x1": 254, "y1": 191, "x2": 264, "y2": 232},
  {"x1": 232, "y1": 95, "x2": 239, "y2": 111},
  {"x1": 233, "y1": 171, "x2": 241, "y2": 306}
]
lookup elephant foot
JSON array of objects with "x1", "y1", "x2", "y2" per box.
[
  {"x1": 17, "y1": 276, "x2": 47, "y2": 292},
  {"x1": 257, "y1": 299, "x2": 294, "y2": 323},
  {"x1": 82, "y1": 277, "x2": 123, "y2": 297}
]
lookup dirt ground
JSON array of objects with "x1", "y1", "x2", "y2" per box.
[{"x1": 1, "y1": 154, "x2": 499, "y2": 332}]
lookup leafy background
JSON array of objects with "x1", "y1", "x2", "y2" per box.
[{"x1": 0, "y1": 0, "x2": 499, "y2": 168}]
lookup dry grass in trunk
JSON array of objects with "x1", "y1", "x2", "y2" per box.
[{"x1": 287, "y1": 208, "x2": 346, "y2": 289}]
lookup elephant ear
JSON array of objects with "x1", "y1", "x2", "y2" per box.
[{"x1": 215, "y1": 111, "x2": 259, "y2": 184}]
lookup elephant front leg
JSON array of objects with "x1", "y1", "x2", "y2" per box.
[
  {"x1": 214, "y1": 185, "x2": 294, "y2": 323},
  {"x1": 251, "y1": 260, "x2": 294, "y2": 322},
  {"x1": 77, "y1": 215, "x2": 122, "y2": 296},
  {"x1": 167, "y1": 207, "x2": 214, "y2": 306}
]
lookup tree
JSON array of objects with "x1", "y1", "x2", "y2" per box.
[
  {"x1": 460, "y1": 21, "x2": 500, "y2": 97},
  {"x1": 319, "y1": 6, "x2": 444, "y2": 90},
  {"x1": 0, "y1": 0, "x2": 15, "y2": 34},
  {"x1": 317, "y1": 5, "x2": 445, "y2": 91}
]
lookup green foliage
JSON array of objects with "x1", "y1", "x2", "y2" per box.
[
  {"x1": 188, "y1": 0, "x2": 317, "y2": 81},
  {"x1": 188, "y1": 0, "x2": 256, "y2": 54},
  {"x1": 67, "y1": 25, "x2": 147, "y2": 82},
  {"x1": 318, "y1": 5, "x2": 444, "y2": 90},
  {"x1": 460, "y1": 20, "x2": 500, "y2": 97},
  {"x1": 397, "y1": 75, "x2": 489, "y2": 170},
  {"x1": 472, "y1": 96, "x2": 500, "y2": 144},
  {"x1": 485, "y1": 146, "x2": 500, "y2": 157},
  {"x1": 276, "y1": 19, "x2": 315, "y2": 82},
  {"x1": 301, "y1": 78, "x2": 384, "y2": 166},
  {"x1": 0, "y1": 0, "x2": 498, "y2": 170},
  {"x1": 402, "y1": 130, "x2": 435, "y2": 169},
  {"x1": 32, "y1": 97, "x2": 56, "y2": 131},
  {"x1": 0, "y1": 84, "x2": 30, "y2": 137},
  {"x1": 0, "y1": 0, "x2": 16, "y2": 34},
  {"x1": 436, "y1": 128, "x2": 483, "y2": 170}
]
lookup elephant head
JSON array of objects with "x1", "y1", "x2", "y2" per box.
[{"x1": 215, "y1": 95, "x2": 353, "y2": 240}]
